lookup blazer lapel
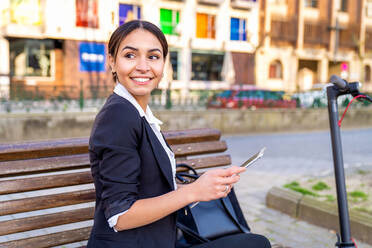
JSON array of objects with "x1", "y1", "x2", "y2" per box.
[
  {"x1": 143, "y1": 118, "x2": 175, "y2": 190},
  {"x1": 161, "y1": 132, "x2": 173, "y2": 152}
]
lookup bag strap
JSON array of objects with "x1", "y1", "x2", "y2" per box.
[
  {"x1": 176, "y1": 163, "x2": 198, "y2": 175},
  {"x1": 176, "y1": 164, "x2": 199, "y2": 184},
  {"x1": 176, "y1": 222, "x2": 210, "y2": 243},
  {"x1": 221, "y1": 197, "x2": 250, "y2": 234}
]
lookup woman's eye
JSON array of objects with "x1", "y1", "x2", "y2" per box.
[
  {"x1": 149, "y1": 55, "x2": 160, "y2": 60},
  {"x1": 124, "y1": 53, "x2": 135, "y2": 59}
]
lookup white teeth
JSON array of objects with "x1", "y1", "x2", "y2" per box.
[{"x1": 132, "y1": 78, "x2": 150, "y2": 82}]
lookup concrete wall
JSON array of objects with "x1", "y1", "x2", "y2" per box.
[{"x1": 1, "y1": 108, "x2": 371, "y2": 143}]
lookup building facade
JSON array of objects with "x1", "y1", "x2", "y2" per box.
[
  {"x1": 257, "y1": 0, "x2": 372, "y2": 92},
  {"x1": 0, "y1": 0, "x2": 259, "y2": 100}
]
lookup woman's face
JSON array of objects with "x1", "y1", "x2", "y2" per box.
[{"x1": 109, "y1": 29, "x2": 165, "y2": 102}]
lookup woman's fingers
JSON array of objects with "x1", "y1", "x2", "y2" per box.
[
  {"x1": 191, "y1": 166, "x2": 245, "y2": 202},
  {"x1": 226, "y1": 166, "x2": 246, "y2": 175}
]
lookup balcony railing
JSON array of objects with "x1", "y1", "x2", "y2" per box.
[
  {"x1": 270, "y1": 19, "x2": 297, "y2": 44},
  {"x1": 303, "y1": 22, "x2": 330, "y2": 46},
  {"x1": 365, "y1": 29, "x2": 372, "y2": 50},
  {"x1": 198, "y1": 0, "x2": 224, "y2": 5},
  {"x1": 339, "y1": 24, "x2": 359, "y2": 49},
  {"x1": 230, "y1": 0, "x2": 256, "y2": 10}
]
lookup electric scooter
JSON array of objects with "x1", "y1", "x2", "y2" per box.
[{"x1": 327, "y1": 75, "x2": 372, "y2": 248}]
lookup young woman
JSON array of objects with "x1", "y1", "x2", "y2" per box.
[{"x1": 87, "y1": 20, "x2": 271, "y2": 248}]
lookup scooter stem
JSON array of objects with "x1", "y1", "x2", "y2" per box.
[{"x1": 327, "y1": 86, "x2": 355, "y2": 248}]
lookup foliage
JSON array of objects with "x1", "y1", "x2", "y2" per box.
[
  {"x1": 284, "y1": 181, "x2": 319, "y2": 197},
  {"x1": 312, "y1": 181, "x2": 331, "y2": 191}
]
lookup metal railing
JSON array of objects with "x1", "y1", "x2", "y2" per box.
[{"x1": 303, "y1": 22, "x2": 330, "y2": 46}]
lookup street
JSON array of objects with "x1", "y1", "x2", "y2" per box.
[{"x1": 224, "y1": 128, "x2": 372, "y2": 248}]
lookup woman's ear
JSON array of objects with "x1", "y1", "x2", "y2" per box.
[{"x1": 108, "y1": 54, "x2": 115, "y2": 73}]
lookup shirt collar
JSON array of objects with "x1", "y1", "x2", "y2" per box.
[{"x1": 113, "y1": 82, "x2": 163, "y2": 127}]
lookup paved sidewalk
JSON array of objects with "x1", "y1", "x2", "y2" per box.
[
  {"x1": 235, "y1": 171, "x2": 371, "y2": 248},
  {"x1": 226, "y1": 129, "x2": 372, "y2": 248}
]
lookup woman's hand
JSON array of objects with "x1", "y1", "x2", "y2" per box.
[{"x1": 186, "y1": 166, "x2": 246, "y2": 203}]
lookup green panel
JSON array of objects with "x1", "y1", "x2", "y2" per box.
[{"x1": 160, "y1": 8, "x2": 173, "y2": 34}]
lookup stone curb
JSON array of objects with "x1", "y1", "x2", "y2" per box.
[{"x1": 266, "y1": 186, "x2": 372, "y2": 245}]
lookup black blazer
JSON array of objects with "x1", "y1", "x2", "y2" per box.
[{"x1": 87, "y1": 93, "x2": 177, "y2": 248}]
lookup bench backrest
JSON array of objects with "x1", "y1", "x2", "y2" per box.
[{"x1": 0, "y1": 128, "x2": 231, "y2": 248}]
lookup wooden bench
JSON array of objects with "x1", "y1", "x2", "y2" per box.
[{"x1": 0, "y1": 128, "x2": 232, "y2": 248}]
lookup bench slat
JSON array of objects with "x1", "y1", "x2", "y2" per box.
[
  {"x1": 163, "y1": 128, "x2": 221, "y2": 145},
  {"x1": 0, "y1": 226, "x2": 91, "y2": 248},
  {"x1": 0, "y1": 128, "x2": 221, "y2": 162},
  {"x1": 0, "y1": 171, "x2": 93, "y2": 194},
  {"x1": 0, "y1": 141, "x2": 226, "y2": 177},
  {"x1": 0, "y1": 154, "x2": 89, "y2": 177},
  {"x1": 0, "y1": 207, "x2": 94, "y2": 236},
  {"x1": 0, "y1": 138, "x2": 88, "y2": 162},
  {"x1": 0, "y1": 189, "x2": 95, "y2": 216},
  {"x1": 176, "y1": 155, "x2": 231, "y2": 171},
  {"x1": 0, "y1": 155, "x2": 230, "y2": 194},
  {"x1": 173, "y1": 141, "x2": 227, "y2": 157}
]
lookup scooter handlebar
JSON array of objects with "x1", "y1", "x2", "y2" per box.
[{"x1": 330, "y1": 75, "x2": 348, "y2": 90}]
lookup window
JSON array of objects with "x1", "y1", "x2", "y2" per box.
[
  {"x1": 76, "y1": 0, "x2": 99, "y2": 28},
  {"x1": 367, "y1": 0, "x2": 372, "y2": 17},
  {"x1": 119, "y1": 4, "x2": 141, "y2": 25},
  {"x1": 269, "y1": 60, "x2": 283, "y2": 79},
  {"x1": 196, "y1": 13, "x2": 216, "y2": 39},
  {"x1": 160, "y1": 9, "x2": 179, "y2": 35},
  {"x1": 192, "y1": 52, "x2": 224, "y2": 81},
  {"x1": 170, "y1": 51, "x2": 179, "y2": 80},
  {"x1": 10, "y1": 0, "x2": 42, "y2": 25},
  {"x1": 273, "y1": 0, "x2": 286, "y2": 4},
  {"x1": 230, "y1": 18, "x2": 246, "y2": 41},
  {"x1": 305, "y1": 0, "x2": 318, "y2": 8},
  {"x1": 10, "y1": 39, "x2": 54, "y2": 77},
  {"x1": 365, "y1": 65, "x2": 371, "y2": 83},
  {"x1": 340, "y1": 0, "x2": 348, "y2": 12}
]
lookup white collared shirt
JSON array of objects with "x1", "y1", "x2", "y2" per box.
[{"x1": 108, "y1": 82, "x2": 177, "y2": 231}]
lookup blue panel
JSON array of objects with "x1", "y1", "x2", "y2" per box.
[
  {"x1": 241, "y1": 19, "x2": 247, "y2": 41},
  {"x1": 230, "y1": 17, "x2": 239, "y2": 40},
  {"x1": 119, "y1": 4, "x2": 140, "y2": 25},
  {"x1": 119, "y1": 4, "x2": 133, "y2": 26},
  {"x1": 79, "y1": 42, "x2": 106, "y2": 72}
]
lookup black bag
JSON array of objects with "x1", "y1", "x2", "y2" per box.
[{"x1": 176, "y1": 164, "x2": 250, "y2": 246}]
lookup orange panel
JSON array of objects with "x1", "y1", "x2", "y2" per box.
[{"x1": 196, "y1": 13, "x2": 207, "y2": 38}]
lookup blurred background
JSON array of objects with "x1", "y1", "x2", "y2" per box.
[
  {"x1": 0, "y1": 0, "x2": 371, "y2": 113},
  {"x1": 0, "y1": 0, "x2": 372, "y2": 143}
]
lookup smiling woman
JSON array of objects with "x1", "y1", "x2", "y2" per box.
[{"x1": 87, "y1": 20, "x2": 271, "y2": 248}]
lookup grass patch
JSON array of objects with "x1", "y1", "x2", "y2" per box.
[
  {"x1": 285, "y1": 181, "x2": 299, "y2": 187},
  {"x1": 348, "y1": 190, "x2": 368, "y2": 199},
  {"x1": 356, "y1": 169, "x2": 369, "y2": 175},
  {"x1": 312, "y1": 181, "x2": 331, "y2": 191},
  {"x1": 284, "y1": 181, "x2": 319, "y2": 197},
  {"x1": 348, "y1": 190, "x2": 368, "y2": 203}
]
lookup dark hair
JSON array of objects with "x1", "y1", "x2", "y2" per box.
[{"x1": 108, "y1": 20, "x2": 168, "y2": 81}]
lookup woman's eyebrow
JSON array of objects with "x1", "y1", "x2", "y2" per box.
[
  {"x1": 120, "y1": 46, "x2": 162, "y2": 54},
  {"x1": 121, "y1": 46, "x2": 138, "y2": 52},
  {"x1": 148, "y1": 48, "x2": 162, "y2": 53}
]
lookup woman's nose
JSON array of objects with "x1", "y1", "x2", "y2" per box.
[{"x1": 135, "y1": 57, "x2": 150, "y2": 71}]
